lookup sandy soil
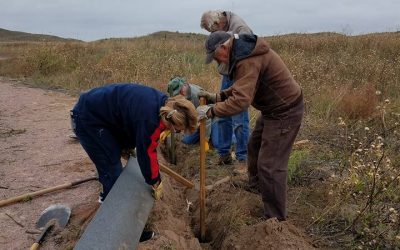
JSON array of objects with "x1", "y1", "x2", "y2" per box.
[
  {"x1": 0, "y1": 78, "x2": 99, "y2": 249},
  {"x1": 0, "y1": 78, "x2": 316, "y2": 250}
]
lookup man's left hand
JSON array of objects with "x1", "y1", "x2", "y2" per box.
[{"x1": 198, "y1": 90, "x2": 216, "y2": 104}]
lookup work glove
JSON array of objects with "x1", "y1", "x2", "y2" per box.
[
  {"x1": 198, "y1": 90, "x2": 217, "y2": 104},
  {"x1": 205, "y1": 140, "x2": 210, "y2": 152},
  {"x1": 196, "y1": 105, "x2": 212, "y2": 120},
  {"x1": 152, "y1": 180, "x2": 163, "y2": 200},
  {"x1": 159, "y1": 130, "x2": 171, "y2": 143}
]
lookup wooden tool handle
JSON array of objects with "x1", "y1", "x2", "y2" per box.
[
  {"x1": 0, "y1": 183, "x2": 69, "y2": 207},
  {"x1": 159, "y1": 163, "x2": 194, "y2": 188},
  {"x1": 0, "y1": 177, "x2": 97, "y2": 207},
  {"x1": 71, "y1": 176, "x2": 97, "y2": 186},
  {"x1": 199, "y1": 97, "x2": 207, "y2": 241},
  {"x1": 29, "y1": 223, "x2": 53, "y2": 250},
  {"x1": 30, "y1": 242, "x2": 39, "y2": 250}
]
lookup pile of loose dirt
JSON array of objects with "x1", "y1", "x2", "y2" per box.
[
  {"x1": 138, "y1": 177, "x2": 202, "y2": 250},
  {"x1": 221, "y1": 218, "x2": 314, "y2": 250},
  {"x1": 139, "y1": 143, "x2": 315, "y2": 249}
]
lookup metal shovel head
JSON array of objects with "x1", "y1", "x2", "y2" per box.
[{"x1": 36, "y1": 204, "x2": 71, "y2": 229}]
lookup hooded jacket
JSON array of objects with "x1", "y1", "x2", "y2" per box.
[
  {"x1": 223, "y1": 11, "x2": 253, "y2": 34},
  {"x1": 213, "y1": 34, "x2": 302, "y2": 119},
  {"x1": 73, "y1": 83, "x2": 168, "y2": 185}
]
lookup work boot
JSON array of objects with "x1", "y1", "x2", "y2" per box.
[
  {"x1": 218, "y1": 154, "x2": 233, "y2": 165},
  {"x1": 69, "y1": 133, "x2": 79, "y2": 140},
  {"x1": 139, "y1": 230, "x2": 155, "y2": 242},
  {"x1": 232, "y1": 178, "x2": 260, "y2": 194},
  {"x1": 233, "y1": 160, "x2": 247, "y2": 175},
  {"x1": 98, "y1": 192, "x2": 105, "y2": 204}
]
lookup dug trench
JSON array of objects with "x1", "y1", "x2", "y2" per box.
[{"x1": 138, "y1": 141, "x2": 316, "y2": 250}]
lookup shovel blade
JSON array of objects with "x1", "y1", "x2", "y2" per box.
[{"x1": 36, "y1": 204, "x2": 71, "y2": 229}]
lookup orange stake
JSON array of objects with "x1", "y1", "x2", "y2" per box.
[{"x1": 199, "y1": 97, "x2": 206, "y2": 241}]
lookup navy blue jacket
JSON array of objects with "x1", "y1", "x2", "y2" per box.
[{"x1": 73, "y1": 83, "x2": 168, "y2": 185}]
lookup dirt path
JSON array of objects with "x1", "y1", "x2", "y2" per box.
[{"x1": 0, "y1": 78, "x2": 99, "y2": 249}]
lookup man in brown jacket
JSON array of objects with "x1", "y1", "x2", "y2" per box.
[{"x1": 197, "y1": 31, "x2": 304, "y2": 221}]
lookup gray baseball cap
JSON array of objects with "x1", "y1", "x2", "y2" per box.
[{"x1": 205, "y1": 31, "x2": 231, "y2": 64}]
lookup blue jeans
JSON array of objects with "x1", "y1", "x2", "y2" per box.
[
  {"x1": 72, "y1": 110, "x2": 123, "y2": 198},
  {"x1": 217, "y1": 75, "x2": 250, "y2": 161},
  {"x1": 182, "y1": 119, "x2": 219, "y2": 148}
]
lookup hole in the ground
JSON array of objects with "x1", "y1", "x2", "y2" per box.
[{"x1": 194, "y1": 228, "x2": 213, "y2": 243}]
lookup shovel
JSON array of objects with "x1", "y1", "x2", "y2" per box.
[{"x1": 30, "y1": 204, "x2": 71, "y2": 250}]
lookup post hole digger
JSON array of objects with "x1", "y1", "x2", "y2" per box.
[{"x1": 30, "y1": 204, "x2": 71, "y2": 250}]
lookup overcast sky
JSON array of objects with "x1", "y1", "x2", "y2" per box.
[{"x1": 1, "y1": 0, "x2": 399, "y2": 41}]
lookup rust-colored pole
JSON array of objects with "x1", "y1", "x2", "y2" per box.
[{"x1": 199, "y1": 97, "x2": 206, "y2": 241}]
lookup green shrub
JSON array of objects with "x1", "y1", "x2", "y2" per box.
[{"x1": 288, "y1": 149, "x2": 309, "y2": 184}]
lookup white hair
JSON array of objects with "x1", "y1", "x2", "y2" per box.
[{"x1": 200, "y1": 10, "x2": 225, "y2": 31}]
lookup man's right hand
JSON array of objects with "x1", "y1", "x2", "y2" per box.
[{"x1": 198, "y1": 90, "x2": 216, "y2": 104}]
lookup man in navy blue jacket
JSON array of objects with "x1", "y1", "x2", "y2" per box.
[{"x1": 71, "y1": 83, "x2": 197, "y2": 202}]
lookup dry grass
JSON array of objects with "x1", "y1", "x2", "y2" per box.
[
  {"x1": 2, "y1": 31, "x2": 399, "y2": 123},
  {"x1": 1, "y1": 31, "x2": 400, "y2": 248},
  {"x1": 338, "y1": 83, "x2": 379, "y2": 119}
]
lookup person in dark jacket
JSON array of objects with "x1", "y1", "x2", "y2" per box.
[
  {"x1": 71, "y1": 83, "x2": 197, "y2": 202},
  {"x1": 197, "y1": 32, "x2": 304, "y2": 221}
]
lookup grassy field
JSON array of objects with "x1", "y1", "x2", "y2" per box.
[{"x1": 1, "y1": 30, "x2": 399, "y2": 248}]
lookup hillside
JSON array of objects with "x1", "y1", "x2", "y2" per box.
[
  {"x1": 94, "y1": 31, "x2": 206, "y2": 43},
  {"x1": 0, "y1": 28, "x2": 80, "y2": 42},
  {"x1": 0, "y1": 28, "x2": 206, "y2": 43}
]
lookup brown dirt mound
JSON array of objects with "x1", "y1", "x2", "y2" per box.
[
  {"x1": 222, "y1": 218, "x2": 314, "y2": 250},
  {"x1": 140, "y1": 142, "x2": 315, "y2": 249},
  {"x1": 53, "y1": 202, "x2": 100, "y2": 249}
]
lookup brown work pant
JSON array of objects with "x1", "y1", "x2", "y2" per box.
[{"x1": 247, "y1": 101, "x2": 304, "y2": 221}]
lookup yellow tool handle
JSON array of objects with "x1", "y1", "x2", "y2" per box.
[
  {"x1": 199, "y1": 97, "x2": 207, "y2": 241},
  {"x1": 29, "y1": 242, "x2": 39, "y2": 250},
  {"x1": 159, "y1": 163, "x2": 194, "y2": 189},
  {"x1": 0, "y1": 177, "x2": 97, "y2": 207}
]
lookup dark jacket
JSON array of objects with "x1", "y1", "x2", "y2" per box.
[
  {"x1": 73, "y1": 83, "x2": 168, "y2": 185},
  {"x1": 213, "y1": 34, "x2": 302, "y2": 119}
]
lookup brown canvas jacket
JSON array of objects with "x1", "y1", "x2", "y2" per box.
[{"x1": 213, "y1": 36, "x2": 302, "y2": 119}]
